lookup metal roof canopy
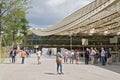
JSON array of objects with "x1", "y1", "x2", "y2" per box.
[{"x1": 29, "y1": 0, "x2": 120, "y2": 36}]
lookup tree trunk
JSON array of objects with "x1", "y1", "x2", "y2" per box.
[
  {"x1": 0, "y1": 3, "x2": 2, "y2": 59},
  {"x1": 0, "y1": 3, "x2": 2, "y2": 39}
]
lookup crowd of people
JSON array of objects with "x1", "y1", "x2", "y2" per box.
[
  {"x1": 9, "y1": 48, "x2": 42, "y2": 64},
  {"x1": 84, "y1": 47, "x2": 112, "y2": 65},
  {"x1": 55, "y1": 47, "x2": 112, "y2": 65},
  {"x1": 56, "y1": 47, "x2": 112, "y2": 74},
  {"x1": 9, "y1": 47, "x2": 112, "y2": 74},
  {"x1": 58, "y1": 47, "x2": 112, "y2": 66}
]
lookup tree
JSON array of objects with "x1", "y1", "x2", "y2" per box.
[{"x1": 0, "y1": 0, "x2": 29, "y2": 47}]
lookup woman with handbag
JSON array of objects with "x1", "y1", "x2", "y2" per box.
[{"x1": 56, "y1": 49, "x2": 63, "y2": 74}]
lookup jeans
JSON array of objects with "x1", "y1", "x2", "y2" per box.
[
  {"x1": 12, "y1": 56, "x2": 15, "y2": 63},
  {"x1": 101, "y1": 56, "x2": 105, "y2": 65},
  {"x1": 85, "y1": 58, "x2": 89, "y2": 64},
  {"x1": 64, "y1": 57, "x2": 68, "y2": 63},
  {"x1": 57, "y1": 63, "x2": 62, "y2": 73},
  {"x1": 21, "y1": 57, "x2": 25, "y2": 64}
]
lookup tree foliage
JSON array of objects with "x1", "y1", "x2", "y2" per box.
[{"x1": 0, "y1": 0, "x2": 29, "y2": 47}]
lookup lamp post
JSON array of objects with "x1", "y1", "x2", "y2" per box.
[{"x1": 69, "y1": 31, "x2": 73, "y2": 50}]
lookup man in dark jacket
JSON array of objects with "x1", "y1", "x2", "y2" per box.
[
  {"x1": 85, "y1": 48, "x2": 90, "y2": 64},
  {"x1": 107, "y1": 48, "x2": 112, "y2": 64},
  {"x1": 10, "y1": 48, "x2": 17, "y2": 63}
]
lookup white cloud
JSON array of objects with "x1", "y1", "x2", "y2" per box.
[
  {"x1": 29, "y1": 23, "x2": 53, "y2": 29},
  {"x1": 46, "y1": 0, "x2": 65, "y2": 7},
  {"x1": 26, "y1": 0, "x2": 95, "y2": 28},
  {"x1": 29, "y1": 23, "x2": 40, "y2": 28}
]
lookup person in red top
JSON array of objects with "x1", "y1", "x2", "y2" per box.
[{"x1": 21, "y1": 48, "x2": 26, "y2": 64}]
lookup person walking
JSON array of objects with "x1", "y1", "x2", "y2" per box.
[
  {"x1": 10, "y1": 48, "x2": 17, "y2": 64},
  {"x1": 36, "y1": 49, "x2": 42, "y2": 64},
  {"x1": 90, "y1": 47, "x2": 96, "y2": 65},
  {"x1": 69, "y1": 50, "x2": 74, "y2": 64},
  {"x1": 49, "y1": 49, "x2": 52, "y2": 56},
  {"x1": 101, "y1": 47, "x2": 106, "y2": 65},
  {"x1": 74, "y1": 50, "x2": 79, "y2": 64},
  {"x1": 21, "y1": 49, "x2": 26, "y2": 64},
  {"x1": 64, "y1": 49, "x2": 69, "y2": 64},
  {"x1": 94, "y1": 48, "x2": 99, "y2": 64},
  {"x1": 84, "y1": 48, "x2": 90, "y2": 64},
  {"x1": 25, "y1": 49, "x2": 30, "y2": 57},
  {"x1": 56, "y1": 49, "x2": 63, "y2": 74},
  {"x1": 107, "y1": 48, "x2": 112, "y2": 65}
]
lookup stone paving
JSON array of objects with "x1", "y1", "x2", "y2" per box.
[{"x1": 0, "y1": 54, "x2": 120, "y2": 80}]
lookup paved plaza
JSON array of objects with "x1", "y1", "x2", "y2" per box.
[{"x1": 0, "y1": 54, "x2": 120, "y2": 80}]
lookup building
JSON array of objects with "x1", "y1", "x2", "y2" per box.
[{"x1": 27, "y1": 0, "x2": 120, "y2": 61}]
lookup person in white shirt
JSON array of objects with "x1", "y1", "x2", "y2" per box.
[
  {"x1": 90, "y1": 47, "x2": 96, "y2": 65},
  {"x1": 70, "y1": 50, "x2": 74, "y2": 64},
  {"x1": 101, "y1": 47, "x2": 106, "y2": 65},
  {"x1": 36, "y1": 49, "x2": 42, "y2": 64}
]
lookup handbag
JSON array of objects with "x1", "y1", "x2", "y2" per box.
[{"x1": 57, "y1": 59, "x2": 62, "y2": 64}]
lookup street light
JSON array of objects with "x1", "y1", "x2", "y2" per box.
[{"x1": 69, "y1": 31, "x2": 73, "y2": 50}]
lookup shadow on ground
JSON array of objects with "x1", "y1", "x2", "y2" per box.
[
  {"x1": 44, "y1": 73, "x2": 57, "y2": 75},
  {"x1": 0, "y1": 62, "x2": 22, "y2": 64},
  {"x1": 79, "y1": 58, "x2": 120, "y2": 74},
  {"x1": 95, "y1": 63, "x2": 120, "y2": 74}
]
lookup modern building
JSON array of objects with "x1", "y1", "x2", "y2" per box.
[{"x1": 27, "y1": 0, "x2": 120, "y2": 61}]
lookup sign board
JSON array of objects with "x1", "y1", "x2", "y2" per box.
[
  {"x1": 34, "y1": 45, "x2": 39, "y2": 48},
  {"x1": 82, "y1": 39, "x2": 88, "y2": 45}
]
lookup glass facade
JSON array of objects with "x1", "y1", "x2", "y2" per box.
[{"x1": 26, "y1": 34, "x2": 120, "y2": 51}]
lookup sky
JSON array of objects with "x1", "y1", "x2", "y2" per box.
[{"x1": 26, "y1": 0, "x2": 95, "y2": 28}]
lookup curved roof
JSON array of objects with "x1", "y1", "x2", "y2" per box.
[{"x1": 29, "y1": 0, "x2": 120, "y2": 36}]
